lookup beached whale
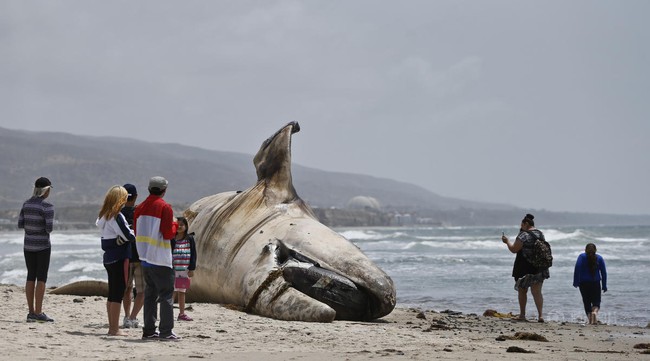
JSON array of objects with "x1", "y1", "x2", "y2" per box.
[
  {"x1": 52, "y1": 122, "x2": 396, "y2": 322},
  {"x1": 183, "y1": 122, "x2": 396, "y2": 322}
]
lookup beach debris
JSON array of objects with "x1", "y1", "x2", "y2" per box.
[
  {"x1": 73, "y1": 298, "x2": 84, "y2": 303},
  {"x1": 441, "y1": 309, "x2": 462, "y2": 316},
  {"x1": 416, "y1": 311, "x2": 426, "y2": 319},
  {"x1": 506, "y1": 346, "x2": 534, "y2": 353},
  {"x1": 496, "y1": 332, "x2": 549, "y2": 342},
  {"x1": 574, "y1": 350, "x2": 627, "y2": 354},
  {"x1": 423, "y1": 319, "x2": 452, "y2": 332},
  {"x1": 483, "y1": 309, "x2": 515, "y2": 318},
  {"x1": 377, "y1": 349, "x2": 405, "y2": 356},
  {"x1": 634, "y1": 343, "x2": 650, "y2": 349}
]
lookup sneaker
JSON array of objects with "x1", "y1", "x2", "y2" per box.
[
  {"x1": 34, "y1": 313, "x2": 54, "y2": 322},
  {"x1": 159, "y1": 332, "x2": 181, "y2": 341},
  {"x1": 177, "y1": 313, "x2": 193, "y2": 321},
  {"x1": 26, "y1": 313, "x2": 38, "y2": 323},
  {"x1": 142, "y1": 331, "x2": 159, "y2": 340},
  {"x1": 130, "y1": 318, "x2": 139, "y2": 328},
  {"x1": 123, "y1": 316, "x2": 132, "y2": 328}
]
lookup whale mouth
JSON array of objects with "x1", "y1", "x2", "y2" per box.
[{"x1": 276, "y1": 241, "x2": 374, "y2": 321}]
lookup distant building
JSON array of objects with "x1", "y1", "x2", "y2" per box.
[
  {"x1": 391, "y1": 213, "x2": 414, "y2": 226},
  {"x1": 346, "y1": 196, "x2": 381, "y2": 211}
]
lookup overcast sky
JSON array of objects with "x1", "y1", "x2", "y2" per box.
[{"x1": 2, "y1": 1, "x2": 649, "y2": 215}]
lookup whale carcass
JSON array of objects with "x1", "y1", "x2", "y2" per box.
[{"x1": 183, "y1": 122, "x2": 396, "y2": 322}]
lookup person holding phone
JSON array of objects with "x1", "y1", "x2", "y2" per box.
[{"x1": 501, "y1": 214, "x2": 550, "y2": 322}]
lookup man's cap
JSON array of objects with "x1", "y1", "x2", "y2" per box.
[
  {"x1": 148, "y1": 176, "x2": 168, "y2": 191},
  {"x1": 123, "y1": 183, "x2": 137, "y2": 200},
  {"x1": 35, "y1": 177, "x2": 52, "y2": 188}
]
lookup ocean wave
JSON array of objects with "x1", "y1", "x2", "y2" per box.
[
  {"x1": 58, "y1": 260, "x2": 105, "y2": 273},
  {"x1": 1, "y1": 268, "x2": 27, "y2": 278},
  {"x1": 51, "y1": 249, "x2": 102, "y2": 257},
  {"x1": 543, "y1": 229, "x2": 587, "y2": 242},
  {"x1": 0, "y1": 251, "x2": 25, "y2": 259},
  {"x1": 51, "y1": 233, "x2": 99, "y2": 246},
  {"x1": 0, "y1": 268, "x2": 27, "y2": 284},
  {"x1": 414, "y1": 235, "x2": 473, "y2": 241},
  {"x1": 338, "y1": 230, "x2": 409, "y2": 241},
  {"x1": 64, "y1": 275, "x2": 106, "y2": 284},
  {"x1": 0, "y1": 234, "x2": 25, "y2": 245},
  {"x1": 338, "y1": 230, "x2": 387, "y2": 241},
  {"x1": 418, "y1": 240, "x2": 503, "y2": 250},
  {"x1": 0, "y1": 232, "x2": 98, "y2": 246},
  {"x1": 595, "y1": 237, "x2": 648, "y2": 243}
]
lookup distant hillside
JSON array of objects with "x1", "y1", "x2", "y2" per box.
[
  {"x1": 1, "y1": 126, "x2": 648, "y2": 227},
  {"x1": 0, "y1": 126, "x2": 514, "y2": 210}
]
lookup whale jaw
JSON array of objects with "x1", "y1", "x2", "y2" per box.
[{"x1": 245, "y1": 240, "x2": 394, "y2": 322}]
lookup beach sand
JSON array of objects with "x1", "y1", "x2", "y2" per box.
[{"x1": 1, "y1": 284, "x2": 648, "y2": 361}]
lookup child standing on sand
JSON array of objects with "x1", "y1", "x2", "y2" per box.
[{"x1": 172, "y1": 217, "x2": 197, "y2": 321}]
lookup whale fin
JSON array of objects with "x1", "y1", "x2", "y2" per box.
[
  {"x1": 248, "y1": 271, "x2": 336, "y2": 322},
  {"x1": 253, "y1": 121, "x2": 300, "y2": 205},
  {"x1": 49, "y1": 280, "x2": 108, "y2": 297}
]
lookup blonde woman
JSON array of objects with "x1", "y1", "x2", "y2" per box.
[{"x1": 97, "y1": 185, "x2": 135, "y2": 336}]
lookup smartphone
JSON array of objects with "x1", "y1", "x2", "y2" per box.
[{"x1": 502, "y1": 231, "x2": 505, "y2": 237}]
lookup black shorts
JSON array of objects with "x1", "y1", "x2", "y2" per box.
[{"x1": 24, "y1": 248, "x2": 51, "y2": 283}]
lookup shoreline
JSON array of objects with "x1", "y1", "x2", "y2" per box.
[{"x1": 2, "y1": 284, "x2": 648, "y2": 360}]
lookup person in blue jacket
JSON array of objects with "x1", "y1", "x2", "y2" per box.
[{"x1": 573, "y1": 243, "x2": 607, "y2": 325}]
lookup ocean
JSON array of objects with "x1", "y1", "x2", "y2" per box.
[{"x1": 1, "y1": 225, "x2": 648, "y2": 327}]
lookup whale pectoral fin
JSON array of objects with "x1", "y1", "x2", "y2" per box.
[{"x1": 249, "y1": 275, "x2": 336, "y2": 322}]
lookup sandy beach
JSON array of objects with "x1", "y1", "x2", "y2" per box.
[{"x1": 1, "y1": 284, "x2": 648, "y2": 361}]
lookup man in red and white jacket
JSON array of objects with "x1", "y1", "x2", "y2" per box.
[{"x1": 134, "y1": 176, "x2": 180, "y2": 341}]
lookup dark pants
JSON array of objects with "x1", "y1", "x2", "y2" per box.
[
  {"x1": 579, "y1": 281, "x2": 602, "y2": 315},
  {"x1": 104, "y1": 260, "x2": 127, "y2": 303},
  {"x1": 142, "y1": 265, "x2": 175, "y2": 337},
  {"x1": 24, "y1": 248, "x2": 51, "y2": 282}
]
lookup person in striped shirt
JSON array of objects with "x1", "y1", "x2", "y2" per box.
[
  {"x1": 171, "y1": 217, "x2": 197, "y2": 321},
  {"x1": 18, "y1": 177, "x2": 55, "y2": 323}
]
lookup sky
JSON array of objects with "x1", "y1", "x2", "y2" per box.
[{"x1": 2, "y1": 1, "x2": 649, "y2": 215}]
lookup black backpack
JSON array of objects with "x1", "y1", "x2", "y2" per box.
[{"x1": 525, "y1": 231, "x2": 553, "y2": 269}]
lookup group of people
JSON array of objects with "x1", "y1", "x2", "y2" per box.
[
  {"x1": 18, "y1": 177, "x2": 609, "y2": 339},
  {"x1": 19, "y1": 176, "x2": 197, "y2": 340},
  {"x1": 502, "y1": 214, "x2": 608, "y2": 325}
]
